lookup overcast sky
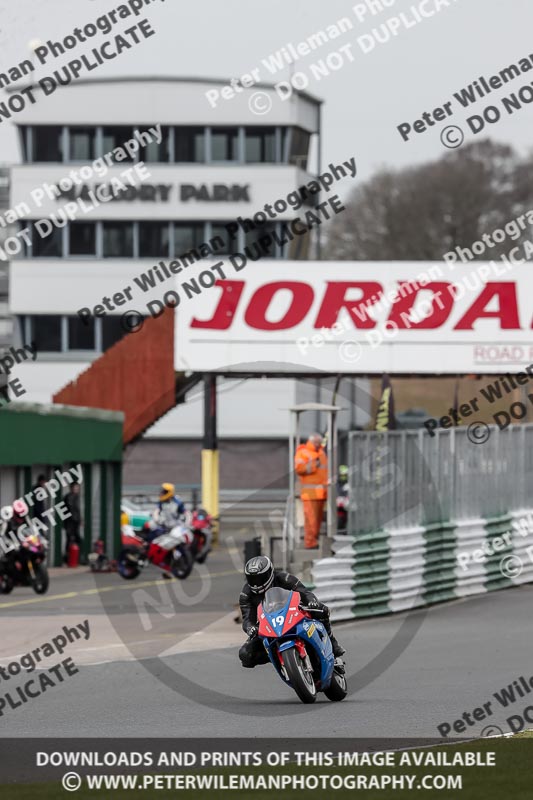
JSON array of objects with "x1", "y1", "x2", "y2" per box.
[{"x1": 0, "y1": 0, "x2": 532, "y2": 184}]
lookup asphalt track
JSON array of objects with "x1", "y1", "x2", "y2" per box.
[{"x1": 2, "y1": 534, "x2": 533, "y2": 741}]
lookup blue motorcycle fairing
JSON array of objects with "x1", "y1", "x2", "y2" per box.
[
  {"x1": 259, "y1": 589, "x2": 335, "y2": 691},
  {"x1": 278, "y1": 640, "x2": 297, "y2": 652}
]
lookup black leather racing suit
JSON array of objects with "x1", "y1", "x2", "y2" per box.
[{"x1": 238, "y1": 569, "x2": 338, "y2": 667}]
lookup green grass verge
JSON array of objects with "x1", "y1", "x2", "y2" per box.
[{"x1": 3, "y1": 736, "x2": 533, "y2": 800}]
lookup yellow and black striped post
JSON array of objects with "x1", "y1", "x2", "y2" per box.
[{"x1": 201, "y1": 374, "x2": 219, "y2": 544}]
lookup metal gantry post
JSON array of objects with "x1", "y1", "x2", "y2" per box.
[{"x1": 326, "y1": 409, "x2": 338, "y2": 541}]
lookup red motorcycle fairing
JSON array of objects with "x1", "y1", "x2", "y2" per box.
[
  {"x1": 257, "y1": 590, "x2": 310, "y2": 638},
  {"x1": 192, "y1": 531, "x2": 207, "y2": 549},
  {"x1": 190, "y1": 509, "x2": 212, "y2": 530},
  {"x1": 121, "y1": 528, "x2": 144, "y2": 548},
  {"x1": 147, "y1": 541, "x2": 172, "y2": 567}
]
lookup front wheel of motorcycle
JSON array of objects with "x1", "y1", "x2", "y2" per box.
[
  {"x1": 324, "y1": 668, "x2": 348, "y2": 701},
  {"x1": 32, "y1": 564, "x2": 49, "y2": 595},
  {"x1": 171, "y1": 545, "x2": 193, "y2": 580},
  {"x1": 117, "y1": 548, "x2": 141, "y2": 580},
  {"x1": 283, "y1": 646, "x2": 317, "y2": 704}
]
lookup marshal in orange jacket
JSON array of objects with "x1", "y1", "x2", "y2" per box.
[{"x1": 294, "y1": 439, "x2": 328, "y2": 500}]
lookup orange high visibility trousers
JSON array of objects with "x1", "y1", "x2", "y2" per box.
[{"x1": 303, "y1": 499, "x2": 325, "y2": 548}]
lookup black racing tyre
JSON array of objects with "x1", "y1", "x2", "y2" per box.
[
  {"x1": 283, "y1": 646, "x2": 317, "y2": 704},
  {"x1": 193, "y1": 534, "x2": 209, "y2": 564},
  {"x1": 0, "y1": 574, "x2": 13, "y2": 594},
  {"x1": 32, "y1": 564, "x2": 49, "y2": 595},
  {"x1": 171, "y1": 545, "x2": 193, "y2": 580},
  {"x1": 324, "y1": 668, "x2": 348, "y2": 701},
  {"x1": 117, "y1": 547, "x2": 141, "y2": 580}
]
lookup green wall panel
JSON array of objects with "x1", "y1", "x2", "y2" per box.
[{"x1": 0, "y1": 404, "x2": 123, "y2": 466}]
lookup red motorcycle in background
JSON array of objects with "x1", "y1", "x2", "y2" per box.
[
  {"x1": 118, "y1": 517, "x2": 194, "y2": 581},
  {"x1": 117, "y1": 504, "x2": 213, "y2": 581},
  {"x1": 189, "y1": 507, "x2": 213, "y2": 564},
  {"x1": 336, "y1": 495, "x2": 349, "y2": 532}
]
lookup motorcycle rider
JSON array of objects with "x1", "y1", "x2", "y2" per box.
[
  {"x1": 5, "y1": 500, "x2": 30, "y2": 538},
  {"x1": 337, "y1": 464, "x2": 349, "y2": 497},
  {"x1": 145, "y1": 483, "x2": 186, "y2": 540},
  {"x1": 238, "y1": 555, "x2": 345, "y2": 668},
  {"x1": 336, "y1": 464, "x2": 350, "y2": 533},
  {"x1": 0, "y1": 500, "x2": 30, "y2": 571},
  {"x1": 143, "y1": 485, "x2": 187, "y2": 580}
]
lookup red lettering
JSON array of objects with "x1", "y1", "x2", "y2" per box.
[
  {"x1": 314, "y1": 282, "x2": 383, "y2": 329},
  {"x1": 454, "y1": 283, "x2": 520, "y2": 330},
  {"x1": 190, "y1": 280, "x2": 244, "y2": 329},
  {"x1": 387, "y1": 282, "x2": 454, "y2": 328},
  {"x1": 244, "y1": 282, "x2": 314, "y2": 330}
]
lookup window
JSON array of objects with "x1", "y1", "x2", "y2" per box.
[
  {"x1": 102, "y1": 127, "x2": 135, "y2": 161},
  {"x1": 69, "y1": 222, "x2": 96, "y2": 256},
  {"x1": 68, "y1": 317, "x2": 95, "y2": 350},
  {"x1": 140, "y1": 126, "x2": 170, "y2": 162},
  {"x1": 175, "y1": 127, "x2": 205, "y2": 162},
  {"x1": 211, "y1": 127, "x2": 239, "y2": 162},
  {"x1": 289, "y1": 128, "x2": 311, "y2": 170},
  {"x1": 102, "y1": 316, "x2": 129, "y2": 351},
  {"x1": 32, "y1": 126, "x2": 63, "y2": 162},
  {"x1": 211, "y1": 223, "x2": 239, "y2": 256},
  {"x1": 245, "y1": 128, "x2": 276, "y2": 163},
  {"x1": 31, "y1": 316, "x2": 62, "y2": 352},
  {"x1": 103, "y1": 222, "x2": 133, "y2": 258},
  {"x1": 245, "y1": 223, "x2": 279, "y2": 258},
  {"x1": 69, "y1": 127, "x2": 96, "y2": 161},
  {"x1": 280, "y1": 126, "x2": 289, "y2": 162},
  {"x1": 174, "y1": 223, "x2": 204, "y2": 257},
  {"x1": 19, "y1": 127, "x2": 29, "y2": 162},
  {"x1": 32, "y1": 223, "x2": 62, "y2": 257},
  {"x1": 139, "y1": 222, "x2": 170, "y2": 258}
]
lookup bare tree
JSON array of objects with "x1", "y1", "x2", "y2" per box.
[{"x1": 327, "y1": 139, "x2": 525, "y2": 260}]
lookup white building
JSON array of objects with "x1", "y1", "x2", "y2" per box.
[
  {"x1": 0, "y1": 166, "x2": 14, "y2": 352},
  {"x1": 8, "y1": 77, "x2": 369, "y2": 487}
]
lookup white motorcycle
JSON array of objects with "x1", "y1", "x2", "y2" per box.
[{"x1": 117, "y1": 511, "x2": 194, "y2": 580}]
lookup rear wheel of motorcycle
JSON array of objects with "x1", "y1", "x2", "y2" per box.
[
  {"x1": 32, "y1": 564, "x2": 49, "y2": 595},
  {"x1": 117, "y1": 548, "x2": 141, "y2": 580},
  {"x1": 324, "y1": 669, "x2": 348, "y2": 702},
  {"x1": 171, "y1": 545, "x2": 193, "y2": 579},
  {"x1": 0, "y1": 575, "x2": 13, "y2": 594},
  {"x1": 283, "y1": 647, "x2": 317, "y2": 704}
]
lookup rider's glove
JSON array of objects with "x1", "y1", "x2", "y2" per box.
[
  {"x1": 246, "y1": 625, "x2": 258, "y2": 639},
  {"x1": 302, "y1": 599, "x2": 320, "y2": 610}
]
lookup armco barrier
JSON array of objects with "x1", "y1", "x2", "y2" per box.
[{"x1": 312, "y1": 509, "x2": 533, "y2": 621}]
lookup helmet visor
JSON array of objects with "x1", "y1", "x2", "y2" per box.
[{"x1": 247, "y1": 569, "x2": 274, "y2": 594}]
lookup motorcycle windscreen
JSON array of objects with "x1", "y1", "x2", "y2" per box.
[{"x1": 263, "y1": 587, "x2": 292, "y2": 614}]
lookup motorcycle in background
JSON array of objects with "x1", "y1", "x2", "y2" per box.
[
  {"x1": 257, "y1": 587, "x2": 347, "y2": 704},
  {"x1": 336, "y1": 472, "x2": 351, "y2": 533},
  {"x1": 0, "y1": 523, "x2": 49, "y2": 595},
  {"x1": 336, "y1": 494, "x2": 349, "y2": 532},
  {"x1": 117, "y1": 513, "x2": 194, "y2": 581},
  {"x1": 188, "y1": 507, "x2": 213, "y2": 564},
  {"x1": 88, "y1": 538, "x2": 112, "y2": 573}
]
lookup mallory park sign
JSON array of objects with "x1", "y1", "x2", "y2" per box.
[{"x1": 56, "y1": 183, "x2": 251, "y2": 203}]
